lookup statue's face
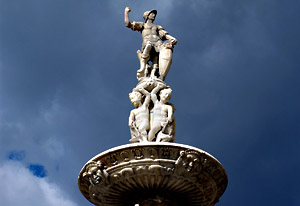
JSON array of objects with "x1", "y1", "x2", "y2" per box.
[
  {"x1": 130, "y1": 92, "x2": 142, "y2": 107},
  {"x1": 160, "y1": 89, "x2": 171, "y2": 103},
  {"x1": 89, "y1": 166, "x2": 100, "y2": 182},
  {"x1": 184, "y1": 154, "x2": 199, "y2": 172},
  {"x1": 148, "y1": 12, "x2": 156, "y2": 21}
]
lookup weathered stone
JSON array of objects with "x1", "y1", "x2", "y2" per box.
[
  {"x1": 78, "y1": 7, "x2": 228, "y2": 206},
  {"x1": 78, "y1": 143, "x2": 228, "y2": 206},
  {"x1": 129, "y1": 78, "x2": 175, "y2": 143},
  {"x1": 124, "y1": 7, "x2": 177, "y2": 81}
]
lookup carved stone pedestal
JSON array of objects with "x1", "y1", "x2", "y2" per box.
[{"x1": 78, "y1": 143, "x2": 227, "y2": 206}]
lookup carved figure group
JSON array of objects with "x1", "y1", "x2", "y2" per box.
[
  {"x1": 125, "y1": 7, "x2": 177, "y2": 143},
  {"x1": 129, "y1": 81, "x2": 175, "y2": 143},
  {"x1": 125, "y1": 7, "x2": 177, "y2": 81}
]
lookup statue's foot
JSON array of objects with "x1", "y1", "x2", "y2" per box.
[
  {"x1": 139, "y1": 139, "x2": 148, "y2": 143},
  {"x1": 156, "y1": 131, "x2": 173, "y2": 142},
  {"x1": 137, "y1": 68, "x2": 145, "y2": 73},
  {"x1": 158, "y1": 75, "x2": 164, "y2": 80},
  {"x1": 129, "y1": 137, "x2": 140, "y2": 143},
  {"x1": 137, "y1": 70, "x2": 143, "y2": 79}
]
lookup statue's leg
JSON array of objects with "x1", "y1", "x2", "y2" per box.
[
  {"x1": 156, "y1": 132, "x2": 172, "y2": 142},
  {"x1": 151, "y1": 56, "x2": 158, "y2": 78},
  {"x1": 158, "y1": 46, "x2": 173, "y2": 80},
  {"x1": 129, "y1": 126, "x2": 141, "y2": 143},
  {"x1": 148, "y1": 123, "x2": 162, "y2": 142},
  {"x1": 136, "y1": 50, "x2": 143, "y2": 79},
  {"x1": 140, "y1": 131, "x2": 148, "y2": 142},
  {"x1": 138, "y1": 42, "x2": 152, "y2": 75}
]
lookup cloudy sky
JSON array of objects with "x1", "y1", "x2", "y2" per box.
[{"x1": 1, "y1": 0, "x2": 300, "y2": 205}]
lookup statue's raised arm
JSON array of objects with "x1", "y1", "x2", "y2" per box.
[
  {"x1": 124, "y1": 6, "x2": 177, "y2": 81},
  {"x1": 124, "y1": 7, "x2": 143, "y2": 32},
  {"x1": 124, "y1": 7, "x2": 131, "y2": 28}
]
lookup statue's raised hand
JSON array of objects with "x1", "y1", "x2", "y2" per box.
[
  {"x1": 125, "y1": 7, "x2": 131, "y2": 13},
  {"x1": 170, "y1": 38, "x2": 177, "y2": 45}
]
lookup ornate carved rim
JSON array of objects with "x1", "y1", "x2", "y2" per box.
[{"x1": 78, "y1": 142, "x2": 228, "y2": 206}]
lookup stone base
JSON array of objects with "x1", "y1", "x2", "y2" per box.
[{"x1": 78, "y1": 143, "x2": 227, "y2": 206}]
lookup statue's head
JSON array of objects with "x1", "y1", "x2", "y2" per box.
[
  {"x1": 160, "y1": 88, "x2": 172, "y2": 103},
  {"x1": 129, "y1": 91, "x2": 142, "y2": 107},
  {"x1": 175, "y1": 150, "x2": 202, "y2": 174},
  {"x1": 83, "y1": 161, "x2": 105, "y2": 184},
  {"x1": 143, "y1": 10, "x2": 157, "y2": 22}
]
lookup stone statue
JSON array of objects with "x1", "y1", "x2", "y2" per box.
[
  {"x1": 78, "y1": 7, "x2": 228, "y2": 206},
  {"x1": 124, "y1": 7, "x2": 177, "y2": 81},
  {"x1": 128, "y1": 83, "x2": 151, "y2": 143},
  {"x1": 125, "y1": 7, "x2": 176, "y2": 143},
  {"x1": 149, "y1": 84, "x2": 175, "y2": 142}
]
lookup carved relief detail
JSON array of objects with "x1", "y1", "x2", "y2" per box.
[
  {"x1": 120, "y1": 151, "x2": 130, "y2": 161},
  {"x1": 78, "y1": 144, "x2": 227, "y2": 206},
  {"x1": 82, "y1": 161, "x2": 110, "y2": 186},
  {"x1": 174, "y1": 150, "x2": 204, "y2": 175},
  {"x1": 129, "y1": 77, "x2": 175, "y2": 143},
  {"x1": 161, "y1": 147, "x2": 171, "y2": 158},
  {"x1": 147, "y1": 147, "x2": 158, "y2": 159},
  {"x1": 132, "y1": 148, "x2": 144, "y2": 159},
  {"x1": 105, "y1": 154, "x2": 118, "y2": 166}
]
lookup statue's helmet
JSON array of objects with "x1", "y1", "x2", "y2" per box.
[{"x1": 143, "y1": 10, "x2": 157, "y2": 21}]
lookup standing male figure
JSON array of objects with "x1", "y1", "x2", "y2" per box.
[
  {"x1": 124, "y1": 7, "x2": 177, "y2": 80},
  {"x1": 148, "y1": 84, "x2": 174, "y2": 142},
  {"x1": 128, "y1": 85, "x2": 151, "y2": 142}
]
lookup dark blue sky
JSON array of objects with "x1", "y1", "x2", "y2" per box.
[{"x1": 1, "y1": 0, "x2": 300, "y2": 205}]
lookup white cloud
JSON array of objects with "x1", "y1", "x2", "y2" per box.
[
  {"x1": 42, "y1": 96, "x2": 62, "y2": 124},
  {"x1": 42, "y1": 137, "x2": 65, "y2": 159},
  {"x1": 0, "y1": 161, "x2": 78, "y2": 206}
]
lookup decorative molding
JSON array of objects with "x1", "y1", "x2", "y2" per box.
[{"x1": 78, "y1": 143, "x2": 228, "y2": 206}]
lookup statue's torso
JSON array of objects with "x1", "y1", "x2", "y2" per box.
[
  {"x1": 151, "y1": 103, "x2": 168, "y2": 123},
  {"x1": 142, "y1": 23, "x2": 161, "y2": 44},
  {"x1": 134, "y1": 107, "x2": 150, "y2": 126}
]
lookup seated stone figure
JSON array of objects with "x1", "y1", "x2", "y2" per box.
[
  {"x1": 124, "y1": 7, "x2": 177, "y2": 81},
  {"x1": 128, "y1": 84, "x2": 151, "y2": 142}
]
